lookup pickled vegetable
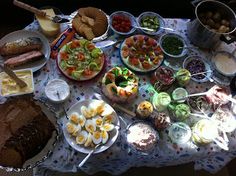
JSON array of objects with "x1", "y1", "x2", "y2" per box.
[{"x1": 140, "y1": 16, "x2": 160, "y2": 32}]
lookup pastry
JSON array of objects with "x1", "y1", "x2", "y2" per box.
[{"x1": 136, "y1": 101, "x2": 153, "y2": 118}]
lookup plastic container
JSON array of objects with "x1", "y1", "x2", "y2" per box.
[
  {"x1": 0, "y1": 69, "x2": 34, "y2": 97},
  {"x1": 168, "y1": 122, "x2": 191, "y2": 145},
  {"x1": 45, "y1": 79, "x2": 70, "y2": 103}
]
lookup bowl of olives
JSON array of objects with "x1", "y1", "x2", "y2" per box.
[{"x1": 137, "y1": 11, "x2": 165, "y2": 35}]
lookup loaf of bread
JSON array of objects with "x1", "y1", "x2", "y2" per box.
[
  {"x1": 72, "y1": 7, "x2": 108, "y2": 40},
  {"x1": 0, "y1": 37, "x2": 42, "y2": 56},
  {"x1": 0, "y1": 97, "x2": 55, "y2": 168}
]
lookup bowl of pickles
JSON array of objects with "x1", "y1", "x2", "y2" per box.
[{"x1": 137, "y1": 11, "x2": 165, "y2": 35}]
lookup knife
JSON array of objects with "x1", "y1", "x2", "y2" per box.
[
  {"x1": 13, "y1": 0, "x2": 69, "y2": 23},
  {"x1": 95, "y1": 39, "x2": 123, "y2": 48},
  {"x1": 0, "y1": 64, "x2": 27, "y2": 88}
]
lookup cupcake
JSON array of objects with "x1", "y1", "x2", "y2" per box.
[
  {"x1": 136, "y1": 101, "x2": 154, "y2": 118},
  {"x1": 152, "y1": 112, "x2": 171, "y2": 130}
]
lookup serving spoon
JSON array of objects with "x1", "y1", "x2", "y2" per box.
[
  {"x1": 78, "y1": 143, "x2": 102, "y2": 168},
  {"x1": 133, "y1": 25, "x2": 174, "y2": 32}
]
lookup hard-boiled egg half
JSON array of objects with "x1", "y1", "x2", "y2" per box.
[
  {"x1": 94, "y1": 116, "x2": 103, "y2": 127},
  {"x1": 101, "y1": 130, "x2": 109, "y2": 144},
  {"x1": 69, "y1": 112, "x2": 80, "y2": 124},
  {"x1": 81, "y1": 105, "x2": 94, "y2": 118},
  {"x1": 103, "y1": 114, "x2": 114, "y2": 124},
  {"x1": 92, "y1": 131, "x2": 102, "y2": 144},
  {"x1": 84, "y1": 133, "x2": 93, "y2": 147},
  {"x1": 85, "y1": 119, "x2": 96, "y2": 133},
  {"x1": 76, "y1": 130, "x2": 88, "y2": 144},
  {"x1": 66, "y1": 122, "x2": 81, "y2": 136},
  {"x1": 101, "y1": 123, "x2": 115, "y2": 132}
]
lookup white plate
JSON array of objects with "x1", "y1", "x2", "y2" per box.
[
  {"x1": 0, "y1": 30, "x2": 50, "y2": 72},
  {"x1": 63, "y1": 99, "x2": 120, "y2": 154}
]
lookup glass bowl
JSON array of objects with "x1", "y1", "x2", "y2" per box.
[
  {"x1": 125, "y1": 120, "x2": 159, "y2": 155},
  {"x1": 109, "y1": 11, "x2": 136, "y2": 35},
  {"x1": 183, "y1": 55, "x2": 212, "y2": 83},
  {"x1": 159, "y1": 33, "x2": 188, "y2": 59},
  {"x1": 136, "y1": 11, "x2": 165, "y2": 35}
]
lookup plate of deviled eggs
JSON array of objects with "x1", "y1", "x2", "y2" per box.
[{"x1": 63, "y1": 99, "x2": 120, "y2": 154}]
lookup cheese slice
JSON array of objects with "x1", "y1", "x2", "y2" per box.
[{"x1": 36, "y1": 9, "x2": 60, "y2": 37}]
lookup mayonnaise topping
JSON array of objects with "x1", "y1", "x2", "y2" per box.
[{"x1": 45, "y1": 79, "x2": 70, "y2": 102}]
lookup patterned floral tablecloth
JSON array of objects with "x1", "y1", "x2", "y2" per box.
[{"x1": 20, "y1": 18, "x2": 236, "y2": 175}]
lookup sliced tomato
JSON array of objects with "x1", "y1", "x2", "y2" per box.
[
  {"x1": 70, "y1": 40, "x2": 80, "y2": 48},
  {"x1": 67, "y1": 67, "x2": 76, "y2": 75},
  {"x1": 125, "y1": 37, "x2": 134, "y2": 46},
  {"x1": 83, "y1": 68, "x2": 93, "y2": 76},
  {"x1": 142, "y1": 61, "x2": 152, "y2": 69},
  {"x1": 77, "y1": 53, "x2": 85, "y2": 61},
  {"x1": 119, "y1": 89, "x2": 126, "y2": 97},
  {"x1": 153, "y1": 57, "x2": 160, "y2": 65},
  {"x1": 87, "y1": 43, "x2": 95, "y2": 51},
  {"x1": 154, "y1": 46, "x2": 162, "y2": 53},
  {"x1": 60, "y1": 52, "x2": 69, "y2": 60},
  {"x1": 129, "y1": 57, "x2": 139, "y2": 66},
  {"x1": 122, "y1": 49, "x2": 129, "y2": 58}
]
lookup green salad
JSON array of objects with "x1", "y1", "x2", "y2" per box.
[{"x1": 59, "y1": 39, "x2": 104, "y2": 80}]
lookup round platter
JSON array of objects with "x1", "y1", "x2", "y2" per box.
[
  {"x1": 119, "y1": 35, "x2": 164, "y2": 73},
  {"x1": 0, "y1": 30, "x2": 50, "y2": 72},
  {"x1": 62, "y1": 99, "x2": 120, "y2": 154},
  {"x1": 57, "y1": 39, "x2": 105, "y2": 81},
  {"x1": 69, "y1": 11, "x2": 110, "y2": 42},
  {"x1": 0, "y1": 97, "x2": 59, "y2": 172}
]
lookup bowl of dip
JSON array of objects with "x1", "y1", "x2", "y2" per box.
[
  {"x1": 211, "y1": 51, "x2": 236, "y2": 76},
  {"x1": 0, "y1": 69, "x2": 34, "y2": 97},
  {"x1": 45, "y1": 79, "x2": 70, "y2": 103}
]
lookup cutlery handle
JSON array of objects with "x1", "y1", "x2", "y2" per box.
[
  {"x1": 78, "y1": 150, "x2": 94, "y2": 168},
  {"x1": 0, "y1": 65, "x2": 27, "y2": 88},
  {"x1": 13, "y1": 0, "x2": 46, "y2": 17}
]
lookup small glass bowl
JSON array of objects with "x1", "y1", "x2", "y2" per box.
[
  {"x1": 183, "y1": 55, "x2": 212, "y2": 83},
  {"x1": 136, "y1": 11, "x2": 165, "y2": 35},
  {"x1": 109, "y1": 11, "x2": 136, "y2": 35},
  {"x1": 159, "y1": 33, "x2": 188, "y2": 59}
]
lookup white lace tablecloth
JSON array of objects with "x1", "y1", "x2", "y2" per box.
[{"x1": 21, "y1": 18, "x2": 236, "y2": 175}]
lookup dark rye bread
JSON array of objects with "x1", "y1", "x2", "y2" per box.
[{"x1": 0, "y1": 97, "x2": 55, "y2": 168}]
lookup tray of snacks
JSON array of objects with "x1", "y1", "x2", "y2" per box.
[
  {"x1": 63, "y1": 99, "x2": 120, "y2": 154},
  {"x1": 119, "y1": 35, "x2": 164, "y2": 73},
  {"x1": 57, "y1": 39, "x2": 105, "y2": 81},
  {"x1": 0, "y1": 96, "x2": 59, "y2": 171}
]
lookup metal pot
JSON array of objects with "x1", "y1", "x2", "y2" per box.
[{"x1": 187, "y1": 0, "x2": 236, "y2": 49}]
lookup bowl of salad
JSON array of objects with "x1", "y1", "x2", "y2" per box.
[
  {"x1": 159, "y1": 33, "x2": 188, "y2": 59},
  {"x1": 137, "y1": 11, "x2": 165, "y2": 35},
  {"x1": 57, "y1": 39, "x2": 105, "y2": 81}
]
